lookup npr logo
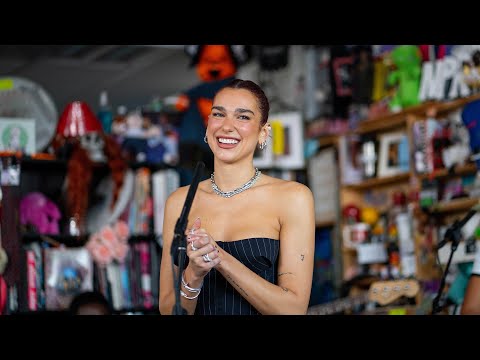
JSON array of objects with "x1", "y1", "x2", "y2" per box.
[{"x1": 419, "y1": 56, "x2": 472, "y2": 101}]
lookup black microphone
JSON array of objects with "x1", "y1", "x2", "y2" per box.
[
  {"x1": 171, "y1": 161, "x2": 205, "y2": 256},
  {"x1": 436, "y1": 204, "x2": 479, "y2": 250},
  {"x1": 171, "y1": 161, "x2": 205, "y2": 315}
]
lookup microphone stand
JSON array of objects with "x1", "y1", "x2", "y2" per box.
[
  {"x1": 170, "y1": 161, "x2": 205, "y2": 315},
  {"x1": 432, "y1": 208, "x2": 477, "y2": 314}
]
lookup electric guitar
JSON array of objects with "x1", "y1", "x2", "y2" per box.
[{"x1": 307, "y1": 279, "x2": 420, "y2": 315}]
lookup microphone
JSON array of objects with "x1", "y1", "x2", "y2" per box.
[
  {"x1": 436, "y1": 201, "x2": 480, "y2": 250},
  {"x1": 171, "y1": 161, "x2": 205, "y2": 256},
  {"x1": 171, "y1": 161, "x2": 205, "y2": 315},
  {"x1": 432, "y1": 200, "x2": 480, "y2": 314}
]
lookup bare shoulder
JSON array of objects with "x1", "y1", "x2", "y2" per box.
[
  {"x1": 165, "y1": 185, "x2": 189, "y2": 212},
  {"x1": 166, "y1": 179, "x2": 210, "y2": 210},
  {"x1": 265, "y1": 176, "x2": 313, "y2": 203}
]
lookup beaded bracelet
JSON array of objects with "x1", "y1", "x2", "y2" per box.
[
  {"x1": 181, "y1": 290, "x2": 201, "y2": 300},
  {"x1": 181, "y1": 270, "x2": 203, "y2": 293}
]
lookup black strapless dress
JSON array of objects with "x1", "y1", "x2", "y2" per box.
[{"x1": 195, "y1": 237, "x2": 279, "y2": 315}]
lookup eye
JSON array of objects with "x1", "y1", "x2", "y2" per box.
[
  {"x1": 238, "y1": 115, "x2": 251, "y2": 120},
  {"x1": 211, "y1": 112, "x2": 224, "y2": 117}
]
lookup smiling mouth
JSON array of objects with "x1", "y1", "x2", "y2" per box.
[{"x1": 217, "y1": 137, "x2": 239, "y2": 145}]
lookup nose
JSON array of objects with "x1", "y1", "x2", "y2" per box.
[{"x1": 221, "y1": 114, "x2": 235, "y2": 132}]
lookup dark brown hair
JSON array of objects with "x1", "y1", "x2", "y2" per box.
[{"x1": 221, "y1": 79, "x2": 270, "y2": 126}]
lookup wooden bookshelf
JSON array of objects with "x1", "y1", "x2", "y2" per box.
[
  {"x1": 428, "y1": 197, "x2": 480, "y2": 214},
  {"x1": 354, "y1": 93, "x2": 480, "y2": 135},
  {"x1": 315, "y1": 219, "x2": 335, "y2": 228},
  {"x1": 417, "y1": 163, "x2": 478, "y2": 180},
  {"x1": 435, "y1": 93, "x2": 480, "y2": 115},
  {"x1": 355, "y1": 101, "x2": 436, "y2": 134},
  {"x1": 344, "y1": 172, "x2": 410, "y2": 191},
  {"x1": 317, "y1": 135, "x2": 338, "y2": 148}
]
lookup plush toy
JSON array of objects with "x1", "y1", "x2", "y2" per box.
[
  {"x1": 461, "y1": 99, "x2": 480, "y2": 169},
  {"x1": 51, "y1": 101, "x2": 128, "y2": 235},
  {"x1": 174, "y1": 45, "x2": 251, "y2": 179},
  {"x1": 451, "y1": 45, "x2": 480, "y2": 93},
  {"x1": 19, "y1": 192, "x2": 61, "y2": 235},
  {"x1": 387, "y1": 45, "x2": 422, "y2": 112}
]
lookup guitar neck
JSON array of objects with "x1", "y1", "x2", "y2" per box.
[{"x1": 307, "y1": 293, "x2": 369, "y2": 315}]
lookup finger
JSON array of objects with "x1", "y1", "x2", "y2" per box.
[
  {"x1": 185, "y1": 217, "x2": 202, "y2": 236},
  {"x1": 192, "y1": 217, "x2": 201, "y2": 231},
  {"x1": 196, "y1": 244, "x2": 215, "y2": 257},
  {"x1": 205, "y1": 249, "x2": 219, "y2": 261},
  {"x1": 193, "y1": 230, "x2": 218, "y2": 247},
  {"x1": 187, "y1": 234, "x2": 209, "y2": 248},
  {"x1": 210, "y1": 257, "x2": 221, "y2": 267}
]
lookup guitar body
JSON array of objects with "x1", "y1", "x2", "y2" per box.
[{"x1": 307, "y1": 278, "x2": 420, "y2": 315}]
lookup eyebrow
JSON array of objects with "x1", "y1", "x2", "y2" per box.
[{"x1": 212, "y1": 106, "x2": 255, "y2": 116}]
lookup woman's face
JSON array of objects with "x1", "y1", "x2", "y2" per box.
[{"x1": 207, "y1": 88, "x2": 267, "y2": 164}]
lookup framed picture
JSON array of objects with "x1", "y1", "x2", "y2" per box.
[
  {"x1": 377, "y1": 131, "x2": 409, "y2": 177},
  {"x1": 0, "y1": 118, "x2": 36, "y2": 154},
  {"x1": 332, "y1": 56, "x2": 353, "y2": 97},
  {"x1": 338, "y1": 134, "x2": 363, "y2": 185},
  {"x1": 269, "y1": 111, "x2": 305, "y2": 170}
]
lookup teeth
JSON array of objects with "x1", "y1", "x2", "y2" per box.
[{"x1": 218, "y1": 138, "x2": 239, "y2": 144}]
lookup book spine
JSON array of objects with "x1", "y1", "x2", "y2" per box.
[
  {"x1": 138, "y1": 242, "x2": 153, "y2": 309},
  {"x1": 26, "y1": 249, "x2": 37, "y2": 311}
]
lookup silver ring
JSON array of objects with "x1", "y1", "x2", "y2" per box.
[
  {"x1": 202, "y1": 253, "x2": 212, "y2": 262},
  {"x1": 190, "y1": 241, "x2": 197, "y2": 251}
]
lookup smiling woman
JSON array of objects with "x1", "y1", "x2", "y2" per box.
[{"x1": 159, "y1": 78, "x2": 316, "y2": 315}]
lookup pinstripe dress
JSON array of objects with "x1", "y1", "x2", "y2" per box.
[{"x1": 195, "y1": 237, "x2": 279, "y2": 315}]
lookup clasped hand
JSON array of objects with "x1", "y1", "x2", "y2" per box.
[{"x1": 185, "y1": 217, "x2": 221, "y2": 278}]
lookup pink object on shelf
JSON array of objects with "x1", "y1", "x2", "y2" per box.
[{"x1": 19, "y1": 192, "x2": 61, "y2": 235}]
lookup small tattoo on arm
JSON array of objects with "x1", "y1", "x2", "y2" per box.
[
  {"x1": 300, "y1": 254, "x2": 305, "y2": 261},
  {"x1": 278, "y1": 272, "x2": 294, "y2": 277},
  {"x1": 226, "y1": 274, "x2": 248, "y2": 297}
]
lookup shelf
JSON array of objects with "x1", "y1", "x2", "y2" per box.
[
  {"x1": 417, "y1": 163, "x2": 478, "y2": 181},
  {"x1": 427, "y1": 197, "x2": 480, "y2": 214},
  {"x1": 315, "y1": 219, "x2": 335, "y2": 228},
  {"x1": 354, "y1": 93, "x2": 480, "y2": 135},
  {"x1": 22, "y1": 233, "x2": 161, "y2": 247},
  {"x1": 22, "y1": 233, "x2": 88, "y2": 247},
  {"x1": 20, "y1": 158, "x2": 67, "y2": 172},
  {"x1": 344, "y1": 172, "x2": 410, "y2": 191},
  {"x1": 317, "y1": 135, "x2": 338, "y2": 148},
  {"x1": 355, "y1": 101, "x2": 436, "y2": 134},
  {"x1": 129, "y1": 233, "x2": 161, "y2": 245},
  {"x1": 435, "y1": 93, "x2": 480, "y2": 115}
]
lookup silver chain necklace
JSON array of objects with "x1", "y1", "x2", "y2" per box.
[{"x1": 211, "y1": 168, "x2": 261, "y2": 198}]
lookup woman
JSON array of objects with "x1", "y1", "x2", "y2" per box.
[
  {"x1": 159, "y1": 79, "x2": 315, "y2": 315},
  {"x1": 461, "y1": 247, "x2": 480, "y2": 314}
]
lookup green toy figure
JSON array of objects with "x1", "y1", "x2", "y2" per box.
[{"x1": 387, "y1": 45, "x2": 422, "y2": 112}]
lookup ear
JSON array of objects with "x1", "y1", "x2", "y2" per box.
[{"x1": 258, "y1": 123, "x2": 270, "y2": 146}]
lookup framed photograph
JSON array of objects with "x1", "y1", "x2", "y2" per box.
[
  {"x1": 0, "y1": 118, "x2": 36, "y2": 154},
  {"x1": 377, "y1": 131, "x2": 409, "y2": 177},
  {"x1": 307, "y1": 147, "x2": 338, "y2": 223},
  {"x1": 338, "y1": 134, "x2": 363, "y2": 185},
  {"x1": 269, "y1": 111, "x2": 305, "y2": 170},
  {"x1": 332, "y1": 56, "x2": 353, "y2": 97}
]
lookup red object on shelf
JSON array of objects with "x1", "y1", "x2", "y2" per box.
[
  {"x1": 392, "y1": 190, "x2": 406, "y2": 207},
  {"x1": 0, "y1": 276, "x2": 6, "y2": 315},
  {"x1": 342, "y1": 204, "x2": 361, "y2": 223},
  {"x1": 55, "y1": 101, "x2": 102, "y2": 138}
]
